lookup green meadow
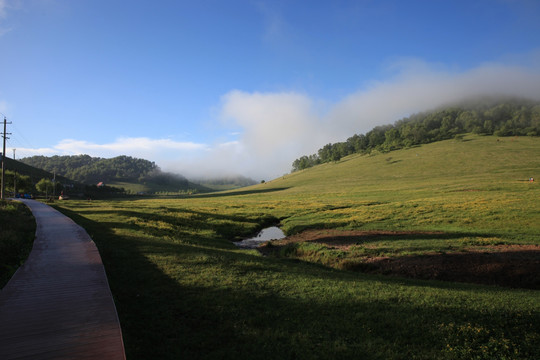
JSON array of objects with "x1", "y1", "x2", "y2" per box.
[{"x1": 53, "y1": 135, "x2": 539, "y2": 359}]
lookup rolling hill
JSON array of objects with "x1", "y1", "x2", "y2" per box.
[
  {"x1": 19, "y1": 154, "x2": 210, "y2": 195},
  {"x1": 292, "y1": 97, "x2": 540, "y2": 171}
]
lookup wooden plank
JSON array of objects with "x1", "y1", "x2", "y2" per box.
[{"x1": 0, "y1": 199, "x2": 126, "y2": 360}]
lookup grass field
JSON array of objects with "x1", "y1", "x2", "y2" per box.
[
  {"x1": 107, "y1": 180, "x2": 207, "y2": 195},
  {"x1": 53, "y1": 135, "x2": 539, "y2": 359}
]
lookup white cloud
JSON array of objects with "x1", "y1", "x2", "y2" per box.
[
  {"x1": 14, "y1": 57, "x2": 540, "y2": 181},
  {"x1": 15, "y1": 146, "x2": 59, "y2": 157},
  {"x1": 205, "y1": 58, "x2": 540, "y2": 180},
  {"x1": 220, "y1": 90, "x2": 324, "y2": 156},
  {"x1": 54, "y1": 137, "x2": 207, "y2": 154},
  {"x1": 15, "y1": 137, "x2": 209, "y2": 164}
]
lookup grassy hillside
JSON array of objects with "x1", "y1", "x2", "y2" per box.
[
  {"x1": 53, "y1": 134, "x2": 539, "y2": 359},
  {"x1": 4, "y1": 157, "x2": 77, "y2": 187},
  {"x1": 292, "y1": 97, "x2": 540, "y2": 171},
  {"x1": 264, "y1": 134, "x2": 539, "y2": 238}
]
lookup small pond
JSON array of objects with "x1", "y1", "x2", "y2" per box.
[{"x1": 233, "y1": 226, "x2": 286, "y2": 249}]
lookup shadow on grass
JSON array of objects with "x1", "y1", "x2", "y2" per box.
[
  {"x1": 359, "y1": 250, "x2": 540, "y2": 289},
  {"x1": 55, "y1": 206, "x2": 540, "y2": 360},
  {"x1": 303, "y1": 230, "x2": 500, "y2": 244},
  {"x1": 265, "y1": 230, "x2": 539, "y2": 289},
  {"x1": 191, "y1": 187, "x2": 290, "y2": 199},
  {"x1": 71, "y1": 207, "x2": 278, "y2": 244},
  {"x1": 76, "y1": 186, "x2": 290, "y2": 201}
]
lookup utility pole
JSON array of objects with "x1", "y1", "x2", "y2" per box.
[
  {"x1": 1, "y1": 116, "x2": 12, "y2": 200},
  {"x1": 13, "y1": 149, "x2": 17, "y2": 196}
]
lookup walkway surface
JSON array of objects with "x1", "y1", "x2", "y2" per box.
[{"x1": 0, "y1": 199, "x2": 126, "y2": 360}]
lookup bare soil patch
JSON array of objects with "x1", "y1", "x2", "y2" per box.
[
  {"x1": 260, "y1": 229, "x2": 540, "y2": 289},
  {"x1": 362, "y1": 247, "x2": 539, "y2": 289}
]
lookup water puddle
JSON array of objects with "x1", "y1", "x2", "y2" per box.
[{"x1": 234, "y1": 226, "x2": 286, "y2": 249}]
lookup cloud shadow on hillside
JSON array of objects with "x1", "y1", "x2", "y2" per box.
[{"x1": 192, "y1": 187, "x2": 290, "y2": 198}]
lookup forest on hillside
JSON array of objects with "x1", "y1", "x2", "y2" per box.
[
  {"x1": 292, "y1": 97, "x2": 540, "y2": 171},
  {"x1": 20, "y1": 154, "x2": 188, "y2": 187}
]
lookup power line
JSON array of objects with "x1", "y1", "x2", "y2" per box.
[{"x1": 10, "y1": 122, "x2": 37, "y2": 151}]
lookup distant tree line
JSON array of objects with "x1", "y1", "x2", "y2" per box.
[
  {"x1": 20, "y1": 154, "x2": 187, "y2": 187},
  {"x1": 292, "y1": 97, "x2": 540, "y2": 172}
]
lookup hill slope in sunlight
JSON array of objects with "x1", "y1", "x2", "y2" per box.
[
  {"x1": 230, "y1": 134, "x2": 539, "y2": 239},
  {"x1": 268, "y1": 134, "x2": 538, "y2": 195}
]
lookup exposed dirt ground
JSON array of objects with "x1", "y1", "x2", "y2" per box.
[{"x1": 260, "y1": 230, "x2": 540, "y2": 289}]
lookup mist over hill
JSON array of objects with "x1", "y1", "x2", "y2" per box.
[{"x1": 292, "y1": 97, "x2": 540, "y2": 171}]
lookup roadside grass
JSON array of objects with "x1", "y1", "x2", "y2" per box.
[
  {"x1": 53, "y1": 135, "x2": 540, "y2": 359},
  {"x1": 0, "y1": 200, "x2": 36, "y2": 288}
]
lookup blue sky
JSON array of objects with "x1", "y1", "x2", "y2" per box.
[{"x1": 1, "y1": 0, "x2": 540, "y2": 179}]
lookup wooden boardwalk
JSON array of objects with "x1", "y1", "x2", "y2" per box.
[{"x1": 0, "y1": 199, "x2": 126, "y2": 360}]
